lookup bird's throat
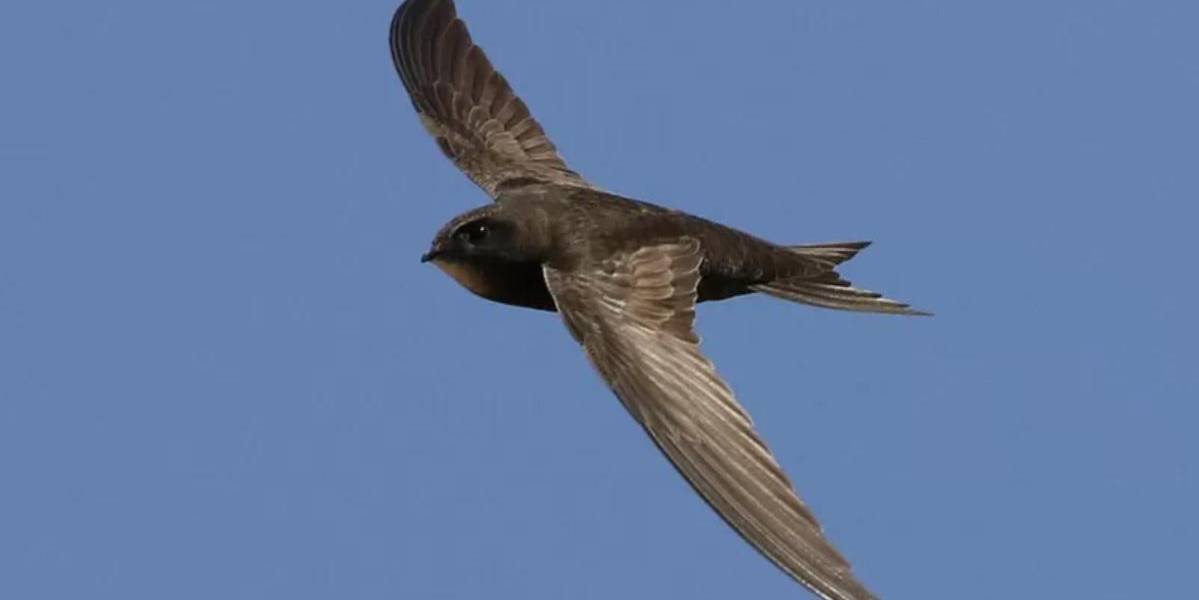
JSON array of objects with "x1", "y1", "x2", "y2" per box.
[
  {"x1": 430, "y1": 257, "x2": 557, "y2": 312},
  {"x1": 432, "y1": 258, "x2": 501, "y2": 299}
]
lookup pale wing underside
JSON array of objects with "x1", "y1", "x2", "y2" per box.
[
  {"x1": 389, "y1": 0, "x2": 597, "y2": 198},
  {"x1": 544, "y1": 240, "x2": 877, "y2": 600}
]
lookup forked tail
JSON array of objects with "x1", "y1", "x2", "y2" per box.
[{"x1": 752, "y1": 241, "x2": 931, "y2": 316}]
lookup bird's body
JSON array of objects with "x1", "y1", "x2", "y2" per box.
[
  {"x1": 428, "y1": 185, "x2": 892, "y2": 312},
  {"x1": 391, "y1": 1, "x2": 929, "y2": 598},
  {"x1": 426, "y1": 187, "x2": 764, "y2": 310}
]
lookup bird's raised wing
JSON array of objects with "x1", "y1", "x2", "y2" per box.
[
  {"x1": 543, "y1": 240, "x2": 877, "y2": 600},
  {"x1": 389, "y1": 0, "x2": 597, "y2": 198}
]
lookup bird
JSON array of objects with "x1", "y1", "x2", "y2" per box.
[{"x1": 390, "y1": 1, "x2": 927, "y2": 598}]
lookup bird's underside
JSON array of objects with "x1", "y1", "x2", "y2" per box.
[{"x1": 391, "y1": 1, "x2": 928, "y2": 599}]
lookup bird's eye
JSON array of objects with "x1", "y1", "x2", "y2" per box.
[{"x1": 458, "y1": 221, "x2": 490, "y2": 244}]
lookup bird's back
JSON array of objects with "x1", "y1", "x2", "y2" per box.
[{"x1": 541, "y1": 187, "x2": 825, "y2": 303}]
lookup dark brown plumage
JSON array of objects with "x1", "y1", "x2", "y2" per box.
[{"x1": 392, "y1": 2, "x2": 929, "y2": 599}]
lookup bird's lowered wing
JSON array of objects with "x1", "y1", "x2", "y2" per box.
[
  {"x1": 543, "y1": 240, "x2": 877, "y2": 600},
  {"x1": 389, "y1": 0, "x2": 598, "y2": 198}
]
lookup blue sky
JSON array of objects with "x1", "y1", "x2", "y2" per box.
[{"x1": 2, "y1": 0, "x2": 1196, "y2": 598}]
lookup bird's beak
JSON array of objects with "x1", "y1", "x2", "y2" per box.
[{"x1": 420, "y1": 249, "x2": 441, "y2": 263}]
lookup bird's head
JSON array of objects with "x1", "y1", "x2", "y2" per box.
[{"x1": 421, "y1": 203, "x2": 549, "y2": 266}]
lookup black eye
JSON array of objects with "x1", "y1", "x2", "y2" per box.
[{"x1": 457, "y1": 221, "x2": 490, "y2": 244}]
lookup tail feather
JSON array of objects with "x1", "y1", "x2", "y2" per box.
[
  {"x1": 753, "y1": 277, "x2": 931, "y2": 316},
  {"x1": 761, "y1": 242, "x2": 931, "y2": 316},
  {"x1": 785, "y1": 241, "x2": 872, "y2": 268}
]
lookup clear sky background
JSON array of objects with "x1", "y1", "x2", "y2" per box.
[{"x1": 2, "y1": 1, "x2": 1196, "y2": 598}]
